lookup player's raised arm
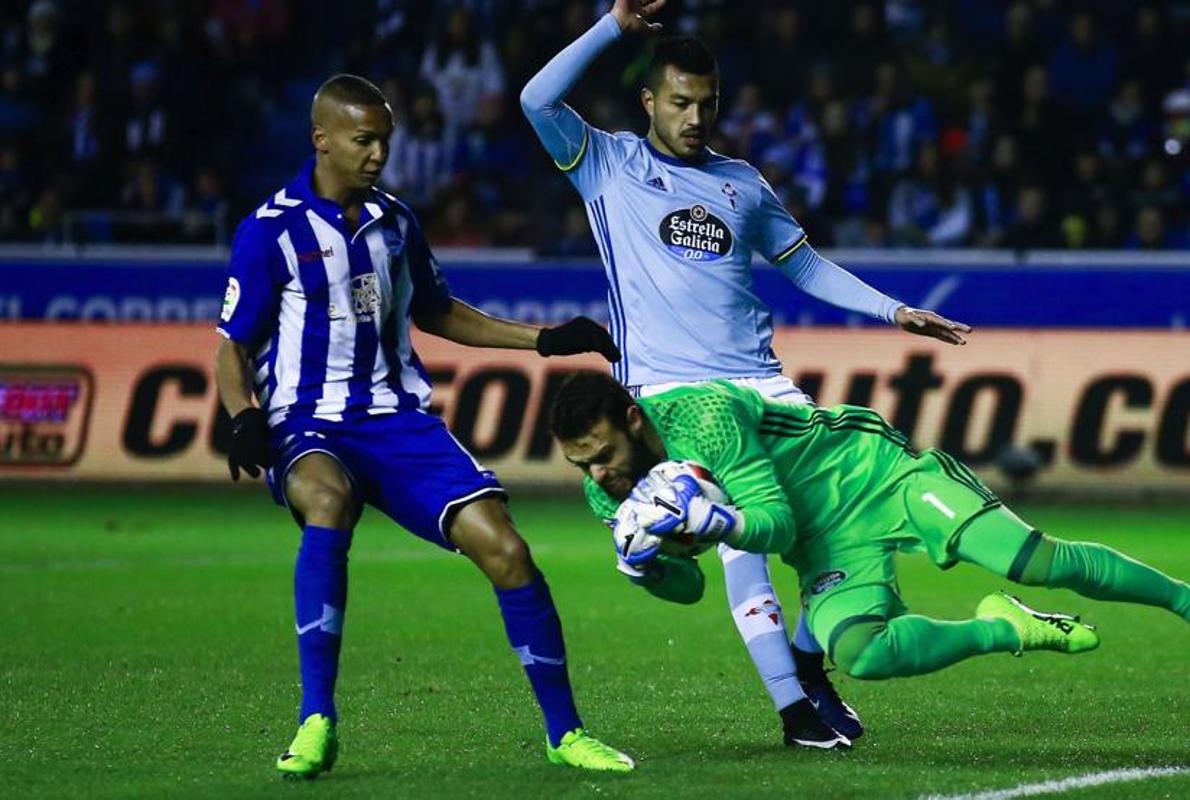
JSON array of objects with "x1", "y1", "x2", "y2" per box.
[
  {"x1": 520, "y1": 2, "x2": 663, "y2": 194},
  {"x1": 753, "y1": 177, "x2": 971, "y2": 345}
]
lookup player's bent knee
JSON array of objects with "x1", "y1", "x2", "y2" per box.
[
  {"x1": 474, "y1": 533, "x2": 534, "y2": 589},
  {"x1": 285, "y1": 454, "x2": 357, "y2": 528},
  {"x1": 489, "y1": 532, "x2": 531, "y2": 571},
  {"x1": 830, "y1": 620, "x2": 890, "y2": 680},
  {"x1": 845, "y1": 637, "x2": 899, "y2": 680},
  {"x1": 287, "y1": 474, "x2": 356, "y2": 529},
  {"x1": 304, "y1": 486, "x2": 353, "y2": 524}
]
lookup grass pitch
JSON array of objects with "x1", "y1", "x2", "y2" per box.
[{"x1": 1, "y1": 485, "x2": 1187, "y2": 799}]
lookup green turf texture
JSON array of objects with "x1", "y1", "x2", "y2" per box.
[{"x1": 1, "y1": 485, "x2": 1187, "y2": 799}]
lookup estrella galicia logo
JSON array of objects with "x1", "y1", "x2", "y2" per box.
[
  {"x1": 810, "y1": 570, "x2": 847, "y2": 595},
  {"x1": 659, "y1": 204, "x2": 733, "y2": 261}
]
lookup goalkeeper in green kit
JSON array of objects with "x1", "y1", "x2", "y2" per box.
[{"x1": 550, "y1": 372, "x2": 1190, "y2": 680}]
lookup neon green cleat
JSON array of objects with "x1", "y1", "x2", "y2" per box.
[
  {"x1": 546, "y1": 728, "x2": 635, "y2": 773},
  {"x1": 275, "y1": 713, "x2": 338, "y2": 779},
  {"x1": 976, "y1": 591, "x2": 1100, "y2": 654}
]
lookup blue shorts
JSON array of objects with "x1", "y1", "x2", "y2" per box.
[{"x1": 265, "y1": 412, "x2": 506, "y2": 550}]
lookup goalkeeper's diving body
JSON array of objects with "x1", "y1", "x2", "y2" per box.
[
  {"x1": 522, "y1": 0, "x2": 970, "y2": 748},
  {"x1": 551, "y1": 373, "x2": 1190, "y2": 686}
]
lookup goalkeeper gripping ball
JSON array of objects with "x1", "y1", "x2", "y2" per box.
[{"x1": 613, "y1": 460, "x2": 730, "y2": 564}]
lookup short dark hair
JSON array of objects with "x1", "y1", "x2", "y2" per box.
[
  {"x1": 314, "y1": 73, "x2": 388, "y2": 109},
  {"x1": 645, "y1": 36, "x2": 718, "y2": 91},
  {"x1": 549, "y1": 371, "x2": 635, "y2": 441}
]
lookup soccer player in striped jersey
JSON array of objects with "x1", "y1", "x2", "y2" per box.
[
  {"x1": 522, "y1": 0, "x2": 966, "y2": 749},
  {"x1": 215, "y1": 74, "x2": 633, "y2": 778},
  {"x1": 551, "y1": 372, "x2": 1189, "y2": 690}
]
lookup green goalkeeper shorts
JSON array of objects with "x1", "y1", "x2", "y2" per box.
[{"x1": 792, "y1": 449, "x2": 1024, "y2": 662}]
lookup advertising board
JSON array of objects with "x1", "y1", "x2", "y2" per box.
[{"x1": 3, "y1": 324, "x2": 1186, "y2": 492}]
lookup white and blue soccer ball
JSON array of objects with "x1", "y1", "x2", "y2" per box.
[{"x1": 612, "y1": 460, "x2": 729, "y2": 563}]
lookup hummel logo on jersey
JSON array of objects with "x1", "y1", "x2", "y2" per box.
[
  {"x1": 297, "y1": 247, "x2": 334, "y2": 263},
  {"x1": 255, "y1": 188, "x2": 304, "y2": 218}
]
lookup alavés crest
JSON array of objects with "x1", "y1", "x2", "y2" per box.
[{"x1": 659, "y1": 204, "x2": 733, "y2": 262}]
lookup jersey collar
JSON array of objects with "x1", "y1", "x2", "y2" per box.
[
  {"x1": 644, "y1": 138, "x2": 708, "y2": 168},
  {"x1": 289, "y1": 157, "x2": 390, "y2": 237}
]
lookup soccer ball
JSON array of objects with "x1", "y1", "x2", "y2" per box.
[{"x1": 613, "y1": 460, "x2": 730, "y2": 562}]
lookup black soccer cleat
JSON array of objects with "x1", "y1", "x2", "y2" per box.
[
  {"x1": 779, "y1": 698, "x2": 851, "y2": 750},
  {"x1": 794, "y1": 647, "x2": 864, "y2": 740}
]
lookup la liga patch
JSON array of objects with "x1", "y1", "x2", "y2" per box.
[
  {"x1": 810, "y1": 569, "x2": 847, "y2": 595},
  {"x1": 221, "y1": 277, "x2": 240, "y2": 322}
]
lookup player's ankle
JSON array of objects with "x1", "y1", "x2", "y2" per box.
[{"x1": 792, "y1": 647, "x2": 827, "y2": 681}]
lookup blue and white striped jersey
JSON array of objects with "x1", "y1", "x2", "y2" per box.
[
  {"x1": 217, "y1": 159, "x2": 451, "y2": 425},
  {"x1": 522, "y1": 14, "x2": 902, "y2": 388}
]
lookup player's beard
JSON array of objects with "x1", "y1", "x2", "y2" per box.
[{"x1": 626, "y1": 429, "x2": 661, "y2": 486}]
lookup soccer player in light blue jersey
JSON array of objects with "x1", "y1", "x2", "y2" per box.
[
  {"x1": 215, "y1": 74, "x2": 634, "y2": 778},
  {"x1": 522, "y1": 0, "x2": 971, "y2": 749}
]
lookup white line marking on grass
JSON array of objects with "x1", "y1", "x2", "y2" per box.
[{"x1": 920, "y1": 766, "x2": 1189, "y2": 800}]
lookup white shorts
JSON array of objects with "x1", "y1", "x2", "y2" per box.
[{"x1": 632, "y1": 374, "x2": 813, "y2": 406}]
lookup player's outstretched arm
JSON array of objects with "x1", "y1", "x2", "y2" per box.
[
  {"x1": 754, "y1": 175, "x2": 970, "y2": 344},
  {"x1": 415, "y1": 297, "x2": 620, "y2": 361}
]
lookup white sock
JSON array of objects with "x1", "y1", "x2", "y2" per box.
[{"x1": 719, "y1": 544, "x2": 806, "y2": 710}]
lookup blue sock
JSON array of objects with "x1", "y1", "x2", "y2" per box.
[
  {"x1": 792, "y1": 612, "x2": 822, "y2": 654},
  {"x1": 494, "y1": 574, "x2": 582, "y2": 747},
  {"x1": 294, "y1": 524, "x2": 352, "y2": 723}
]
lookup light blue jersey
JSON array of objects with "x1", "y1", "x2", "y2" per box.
[{"x1": 522, "y1": 14, "x2": 902, "y2": 387}]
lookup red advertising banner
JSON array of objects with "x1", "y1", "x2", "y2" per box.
[{"x1": 1, "y1": 324, "x2": 1188, "y2": 492}]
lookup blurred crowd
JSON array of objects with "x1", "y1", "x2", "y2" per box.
[{"x1": 1, "y1": 0, "x2": 1187, "y2": 251}]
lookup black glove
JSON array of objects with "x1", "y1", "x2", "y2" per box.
[
  {"x1": 536, "y1": 316, "x2": 621, "y2": 362},
  {"x1": 227, "y1": 407, "x2": 273, "y2": 481}
]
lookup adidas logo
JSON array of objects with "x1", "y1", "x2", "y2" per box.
[{"x1": 646, "y1": 176, "x2": 666, "y2": 191}]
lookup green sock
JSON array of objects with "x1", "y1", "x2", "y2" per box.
[
  {"x1": 838, "y1": 615, "x2": 1019, "y2": 680},
  {"x1": 1048, "y1": 540, "x2": 1190, "y2": 622}
]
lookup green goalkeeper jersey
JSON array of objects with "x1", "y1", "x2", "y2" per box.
[{"x1": 583, "y1": 380, "x2": 996, "y2": 584}]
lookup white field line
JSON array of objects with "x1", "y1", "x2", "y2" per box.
[{"x1": 921, "y1": 766, "x2": 1189, "y2": 800}]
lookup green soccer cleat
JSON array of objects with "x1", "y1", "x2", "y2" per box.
[
  {"x1": 275, "y1": 713, "x2": 338, "y2": 779},
  {"x1": 976, "y1": 591, "x2": 1100, "y2": 654},
  {"x1": 546, "y1": 728, "x2": 635, "y2": 773}
]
